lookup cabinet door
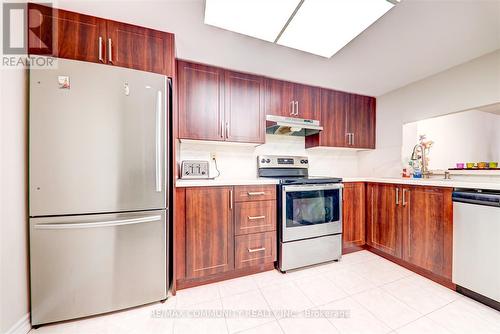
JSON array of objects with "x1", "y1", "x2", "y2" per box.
[
  {"x1": 177, "y1": 61, "x2": 224, "y2": 141},
  {"x1": 348, "y1": 94, "x2": 376, "y2": 149},
  {"x1": 265, "y1": 79, "x2": 294, "y2": 118},
  {"x1": 342, "y1": 182, "x2": 366, "y2": 250},
  {"x1": 185, "y1": 187, "x2": 234, "y2": 279},
  {"x1": 319, "y1": 89, "x2": 349, "y2": 147},
  {"x1": 106, "y1": 20, "x2": 174, "y2": 75},
  {"x1": 402, "y1": 186, "x2": 453, "y2": 278},
  {"x1": 224, "y1": 71, "x2": 265, "y2": 143},
  {"x1": 28, "y1": 4, "x2": 106, "y2": 63},
  {"x1": 366, "y1": 183, "x2": 402, "y2": 258},
  {"x1": 293, "y1": 83, "x2": 320, "y2": 120}
]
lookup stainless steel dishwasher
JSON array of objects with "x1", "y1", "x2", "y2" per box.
[{"x1": 452, "y1": 189, "x2": 500, "y2": 311}]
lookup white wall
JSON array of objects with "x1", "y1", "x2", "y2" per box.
[
  {"x1": 359, "y1": 49, "x2": 500, "y2": 177},
  {"x1": 0, "y1": 68, "x2": 29, "y2": 334},
  {"x1": 401, "y1": 110, "x2": 500, "y2": 170},
  {"x1": 179, "y1": 135, "x2": 359, "y2": 180}
]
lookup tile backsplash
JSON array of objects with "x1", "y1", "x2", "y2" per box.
[{"x1": 179, "y1": 135, "x2": 360, "y2": 179}]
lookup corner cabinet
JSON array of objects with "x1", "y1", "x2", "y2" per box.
[
  {"x1": 177, "y1": 61, "x2": 265, "y2": 144},
  {"x1": 306, "y1": 89, "x2": 375, "y2": 149},
  {"x1": 28, "y1": 4, "x2": 175, "y2": 76}
]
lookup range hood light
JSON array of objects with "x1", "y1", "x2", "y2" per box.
[{"x1": 290, "y1": 127, "x2": 303, "y2": 132}]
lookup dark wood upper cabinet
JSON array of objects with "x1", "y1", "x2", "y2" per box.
[
  {"x1": 28, "y1": 4, "x2": 106, "y2": 63},
  {"x1": 177, "y1": 61, "x2": 224, "y2": 141},
  {"x1": 293, "y1": 83, "x2": 319, "y2": 120},
  {"x1": 306, "y1": 89, "x2": 348, "y2": 148},
  {"x1": 224, "y1": 71, "x2": 265, "y2": 143},
  {"x1": 306, "y1": 89, "x2": 375, "y2": 149},
  {"x1": 342, "y1": 182, "x2": 366, "y2": 251},
  {"x1": 265, "y1": 79, "x2": 294, "y2": 118},
  {"x1": 177, "y1": 61, "x2": 265, "y2": 144},
  {"x1": 265, "y1": 79, "x2": 319, "y2": 120},
  {"x1": 402, "y1": 186, "x2": 453, "y2": 279},
  {"x1": 366, "y1": 183, "x2": 402, "y2": 258},
  {"x1": 106, "y1": 21, "x2": 174, "y2": 76},
  {"x1": 28, "y1": 4, "x2": 174, "y2": 75},
  {"x1": 185, "y1": 187, "x2": 234, "y2": 279},
  {"x1": 348, "y1": 94, "x2": 376, "y2": 149}
]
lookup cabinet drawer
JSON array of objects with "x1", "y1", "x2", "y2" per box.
[
  {"x1": 235, "y1": 201, "x2": 276, "y2": 235},
  {"x1": 234, "y1": 185, "x2": 276, "y2": 202},
  {"x1": 235, "y1": 232, "x2": 276, "y2": 269}
]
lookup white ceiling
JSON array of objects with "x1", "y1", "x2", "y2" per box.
[{"x1": 57, "y1": 0, "x2": 500, "y2": 97}]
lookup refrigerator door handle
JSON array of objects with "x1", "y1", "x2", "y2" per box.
[
  {"x1": 155, "y1": 90, "x2": 162, "y2": 192},
  {"x1": 34, "y1": 215, "x2": 162, "y2": 230}
]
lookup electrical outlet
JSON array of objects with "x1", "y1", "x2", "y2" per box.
[{"x1": 210, "y1": 152, "x2": 217, "y2": 161}]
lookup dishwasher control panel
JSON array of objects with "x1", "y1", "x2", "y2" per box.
[{"x1": 180, "y1": 160, "x2": 210, "y2": 179}]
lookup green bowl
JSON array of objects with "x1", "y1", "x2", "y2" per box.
[{"x1": 489, "y1": 162, "x2": 498, "y2": 168}]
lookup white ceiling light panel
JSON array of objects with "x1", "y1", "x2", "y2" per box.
[
  {"x1": 277, "y1": 0, "x2": 395, "y2": 57},
  {"x1": 204, "y1": 0, "x2": 301, "y2": 42}
]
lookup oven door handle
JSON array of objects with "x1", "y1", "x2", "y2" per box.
[{"x1": 283, "y1": 184, "x2": 344, "y2": 193}]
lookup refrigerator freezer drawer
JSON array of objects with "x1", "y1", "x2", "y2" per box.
[{"x1": 30, "y1": 210, "x2": 167, "y2": 325}]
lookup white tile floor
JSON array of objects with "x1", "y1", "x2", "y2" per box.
[{"x1": 31, "y1": 250, "x2": 500, "y2": 334}]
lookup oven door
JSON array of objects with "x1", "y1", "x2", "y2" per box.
[{"x1": 282, "y1": 184, "x2": 343, "y2": 242}]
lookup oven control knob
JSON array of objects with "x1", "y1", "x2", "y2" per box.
[
  {"x1": 266, "y1": 159, "x2": 271, "y2": 163},
  {"x1": 261, "y1": 159, "x2": 266, "y2": 163},
  {"x1": 304, "y1": 159, "x2": 308, "y2": 163}
]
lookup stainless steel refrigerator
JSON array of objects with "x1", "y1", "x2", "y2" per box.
[{"x1": 29, "y1": 58, "x2": 170, "y2": 326}]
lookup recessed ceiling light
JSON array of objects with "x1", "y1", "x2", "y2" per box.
[
  {"x1": 277, "y1": 0, "x2": 396, "y2": 57},
  {"x1": 204, "y1": 0, "x2": 302, "y2": 42}
]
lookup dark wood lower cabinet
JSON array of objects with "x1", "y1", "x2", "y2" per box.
[
  {"x1": 402, "y1": 186, "x2": 453, "y2": 279},
  {"x1": 235, "y1": 232, "x2": 276, "y2": 270},
  {"x1": 366, "y1": 183, "x2": 401, "y2": 258},
  {"x1": 175, "y1": 185, "x2": 276, "y2": 291},
  {"x1": 342, "y1": 182, "x2": 365, "y2": 252},
  {"x1": 185, "y1": 187, "x2": 234, "y2": 279},
  {"x1": 366, "y1": 183, "x2": 454, "y2": 286}
]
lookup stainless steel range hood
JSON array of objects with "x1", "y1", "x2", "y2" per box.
[{"x1": 266, "y1": 115, "x2": 323, "y2": 136}]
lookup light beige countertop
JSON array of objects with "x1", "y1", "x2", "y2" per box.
[
  {"x1": 343, "y1": 177, "x2": 500, "y2": 191},
  {"x1": 175, "y1": 178, "x2": 279, "y2": 187},
  {"x1": 176, "y1": 176, "x2": 500, "y2": 190}
]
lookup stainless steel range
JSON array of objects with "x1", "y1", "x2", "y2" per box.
[{"x1": 258, "y1": 155, "x2": 343, "y2": 272}]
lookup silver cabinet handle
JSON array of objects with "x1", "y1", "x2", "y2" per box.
[
  {"x1": 225, "y1": 121, "x2": 229, "y2": 139},
  {"x1": 248, "y1": 215, "x2": 265, "y2": 221},
  {"x1": 402, "y1": 189, "x2": 408, "y2": 206},
  {"x1": 230, "y1": 189, "x2": 233, "y2": 210},
  {"x1": 295, "y1": 101, "x2": 299, "y2": 116},
  {"x1": 247, "y1": 191, "x2": 265, "y2": 196},
  {"x1": 290, "y1": 101, "x2": 294, "y2": 116},
  {"x1": 34, "y1": 215, "x2": 161, "y2": 230},
  {"x1": 248, "y1": 247, "x2": 265, "y2": 253},
  {"x1": 345, "y1": 133, "x2": 350, "y2": 145},
  {"x1": 220, "y1": 120, "x2": 224, "y2": 138},
  {"x1": 351, "y1": 133, "x2": 355, "y2": 146},
  {"x1": 108, "y1": 38, "x2": 113, "y2": 63},
  {"x1": 155, "y1": 90, "x2": 162, "y2": 192},
  {"x1": 98, "y1": 36, "x2": 104, "y2": 62},
  {"x1": 396, "y1": 188, "x2": 400, "y2": 205}
]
